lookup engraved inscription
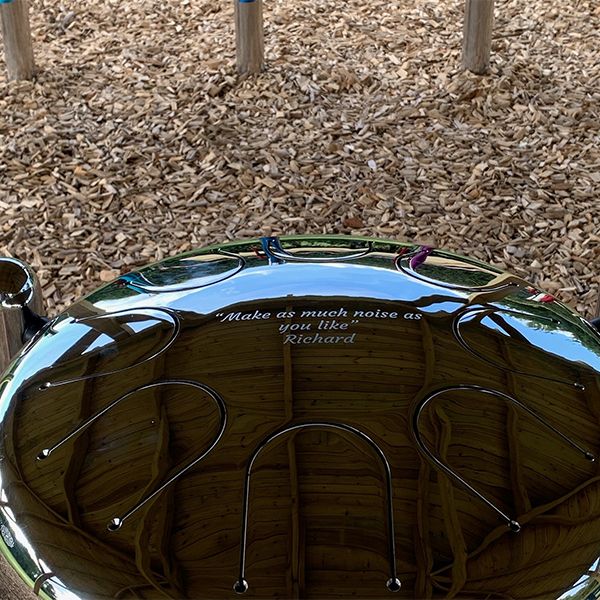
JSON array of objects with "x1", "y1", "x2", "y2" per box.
[{"x1": 216, "y1": 306, "x2": 421, "y2": 345}]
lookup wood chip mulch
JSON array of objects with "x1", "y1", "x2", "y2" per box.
[{"x1": 1, "y1": 0, "x2": 598, "y2": 319}]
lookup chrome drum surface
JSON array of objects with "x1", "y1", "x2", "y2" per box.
[{"x1": 0, "y1": 235, "x2": 599, "y2": 599}]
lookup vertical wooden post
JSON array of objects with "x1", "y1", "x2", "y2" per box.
[
  {"x1": 592, "y1": 287, "x2": 600, "y2": 331},
  {"x1": 0, "y1": 0, "x2": 34, "y2": 81},
  {"x1": 462, "y1": 0, "x2": 494, "y2": 75},
  {"x1": 0, "y1": 258, "x2": 44, "y2": 374},
  {"x1": 235, "y1": 0, "x2": 264, "y2": 75}
]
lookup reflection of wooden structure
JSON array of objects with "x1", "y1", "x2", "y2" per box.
[{"x1": 2, "y1": 290, "x2": 600, "y2": 598}]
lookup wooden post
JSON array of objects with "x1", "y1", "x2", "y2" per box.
[
  {"x1": 0, "y1": 258, "x2": 44, "y2": 374},
  {"x1": 235, "y1": 0, "x2": 264, "y2": 75},
  {"x1": 592, "y1": 287, "x2": 600, "y2": 331},
  {"x1": 462, "y1": 0, "x2": 494, "y2": 75},
  {"x1": 0, "y1": 0, "x2": 35, "y2": 81}
]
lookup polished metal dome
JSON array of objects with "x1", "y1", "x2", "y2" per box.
[{"x1": 0, "y1": 236, "x2": 599, "y2": 599}]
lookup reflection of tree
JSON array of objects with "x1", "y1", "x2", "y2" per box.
[
  {"x1": 86, "y1": 240, "x2": 512, "y2": 299},
  {"x1": 417, "y1": 264, "x2": 497, "y2": 287},
  {"x1": 499, "y1": 293, "x2": 600, "y2": 358},
  {"x1": 134, "y1": 257, "x2": 236, "y2": 287},
  {"x1": 561, "y1": 564, "x2": 600, "y2": 600},
  {"x1": 264, "y1": 237, "x2": 398, "y2": 253},
  {"x1": 224, "y1": 237, "x2": 405, "y2": 256},
  {"x1": 559, "y1": 577, "x2": 600, "y2": 600},
  {"x1": 587, "y1": 562, "x2": 600, "y2": 585},
  {"x1": 0, "y1": 511, "x2": 56, "y2": 599},
  {"x1": 86, "y1": 282, "x2": 137, "y2": 304}
]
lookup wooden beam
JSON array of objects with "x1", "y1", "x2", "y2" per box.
[
  {"x1": 0, "y1": 258, "x2": 44, "y2": 374},
  {"x1": 282, "y1": 299, "x2": 305, "y2": 598},
  {"x1": 0, "y1": 0, "x2": 34, "y2": 81},
  {"x1": 235, "y1": 0, "x2": 264, "y2": 74},
  {"x1": 462, "y1": 0, "x2": 494, "y2": 75}
]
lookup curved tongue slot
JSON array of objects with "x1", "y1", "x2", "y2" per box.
[
  {"x1": 454, "y1": 307, "x2": 600, "y2": 388},
  {"x1": 35, "y1": 308, "x2": 179, "y2": 388}
]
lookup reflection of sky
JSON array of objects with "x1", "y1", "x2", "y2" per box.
[
  {"x1": 0, "y1": 261, "x2": 469, "y2": 423},
  {"x1": 94, "y1": 262, "x2": 468, "y2": 315},
  {"x1": 0, "y1": 319, "x2": 102, "y2": 422},
  {"x1": 81, "y1": 333, "x2": 113, "y2": 355},
  {"x1": 0, "y1": 309, "x2": 176, "y2": 422},
  {"x1": 476, "y1": 313, "x2": 600, "y2": 371},
  {"x1": 0, "y1": 333, "x2": 67, "y2": 423}
]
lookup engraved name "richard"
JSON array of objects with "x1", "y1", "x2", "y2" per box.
[{"x1": 284, "y1": 333, "x2": 357, "y2": 345}]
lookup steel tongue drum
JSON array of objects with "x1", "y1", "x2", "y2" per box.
[{"x1": 0, "y1": 235, "x2": 599, "y2": 600}]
